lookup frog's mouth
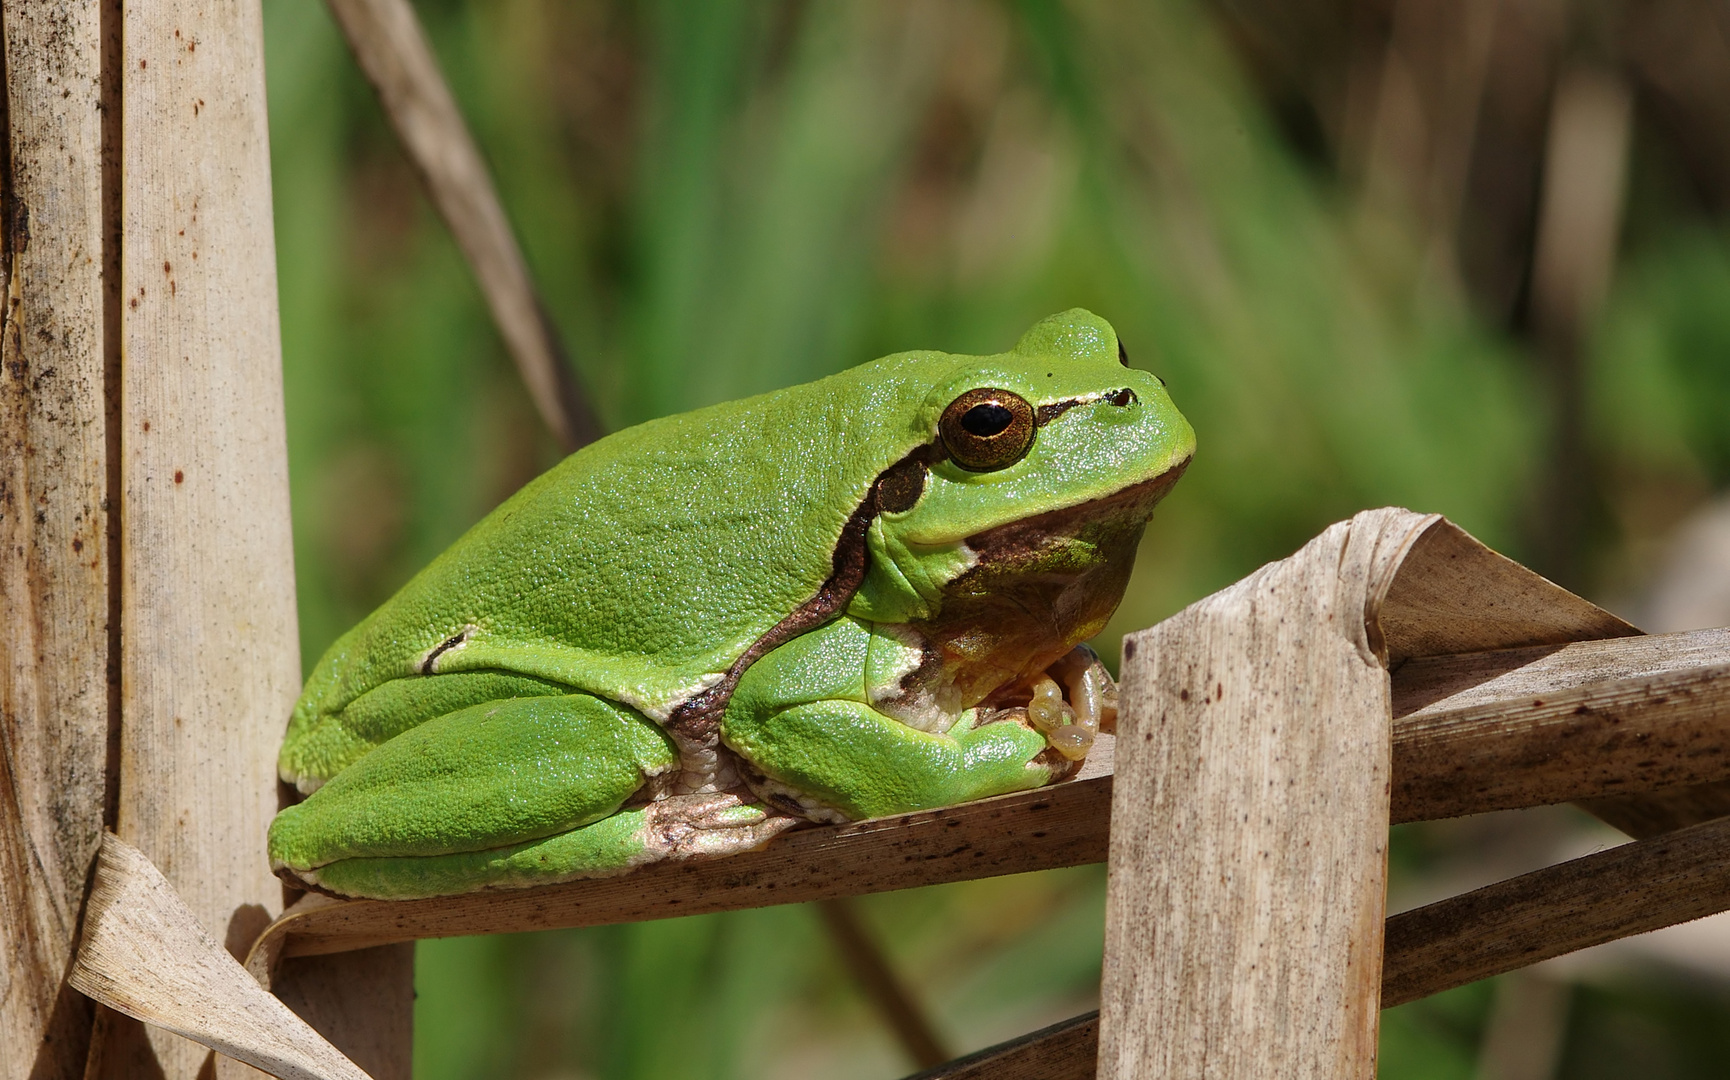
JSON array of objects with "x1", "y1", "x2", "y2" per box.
[{"x1": 872, "y1": 458, "x2": 1190, "y2": 725}]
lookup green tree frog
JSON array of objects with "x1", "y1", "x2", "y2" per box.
[{"x1": 268, "y1": 309, "x2": 1194, "y2": 899}]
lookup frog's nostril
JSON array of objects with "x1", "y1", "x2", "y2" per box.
[{"x1": 1106, "y1": 387, "x2": 1137, "y2": 408}]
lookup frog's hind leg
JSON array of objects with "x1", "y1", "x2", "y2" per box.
[
  {"x1": 268, "y1": 693, "x2": 795, "y2": 900},
  {"x1": 304, "y1": 791, "x2": 795, "y2": 899}
]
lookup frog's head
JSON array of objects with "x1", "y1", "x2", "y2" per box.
[{"x1": 847, "y1": 308, "x2": 1194, "y2": 710}]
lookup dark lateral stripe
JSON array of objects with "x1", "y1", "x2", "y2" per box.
[{"x1": 1036, "y1": 388, "x2": 1135, "y2": 427}]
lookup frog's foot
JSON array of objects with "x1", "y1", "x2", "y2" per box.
[
  {"x1": 269, "y1": 693, "x2": 681, "y2": 899},
  {"x1": 285, "y1": 792, "x2": 800, "y2": 900},
  {"x1": 981, "y1": 644, "x2": 1118, "y2": 768},
  {"x1": 739, "y1": 765, "x2": 852, "y2": 825},
  {"x1": 638, "y1": 791, "x2": 802, "y2": 859}
]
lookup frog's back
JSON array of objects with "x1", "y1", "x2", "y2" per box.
[{"x1": 292, "y1": 353, "x2": 954, "y2": 737}]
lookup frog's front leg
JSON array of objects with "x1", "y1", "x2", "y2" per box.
[
  {"x1": 720, "y1": 618, "x2": 1058, "y2": 821},
  {"x1": 268, "y1": 693, "x2": 791, "y2": 899}
]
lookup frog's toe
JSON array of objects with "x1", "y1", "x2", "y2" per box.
[
  {"x1": 975, "y1": 705, "x2": 1085, "y2": 781},
  {"x1": 977, "y1": 644, "x2": 1115, "y2": 770},
  {"x1": 267, "y1": 802, "x2": 321, "y2": 878},
  {"x1": 636, "y1": 792, "x2": 802, "y2": 860}
]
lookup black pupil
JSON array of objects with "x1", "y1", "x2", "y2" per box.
[{"x1": 961, "y1": 403, "x2": 1013, "y2": 437}]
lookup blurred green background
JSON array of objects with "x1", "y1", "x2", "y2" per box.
[{"x1": 260, "y1": 0, "x2": 1730, "y2": 1076}]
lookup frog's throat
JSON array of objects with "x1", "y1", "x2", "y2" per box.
[{"x1": 874, "y1": 459, "x2": 1190, "y2": 729}]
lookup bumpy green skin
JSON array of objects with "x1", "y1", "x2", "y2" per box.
[{"x1": 269, "y1": 309, "x2": 1194, "y2": 898}]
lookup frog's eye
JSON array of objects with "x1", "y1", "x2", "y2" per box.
[{"x1": 940, "y1": 388, "x2": 1036, "y2": 472}]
